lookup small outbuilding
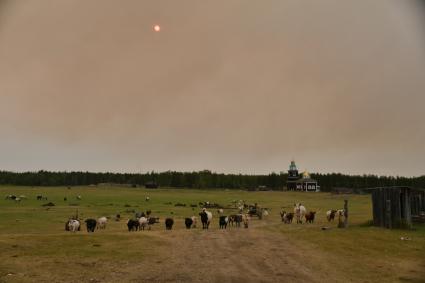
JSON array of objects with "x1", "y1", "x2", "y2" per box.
[{"x1": 369, "y1": 186, "x2": 425, "y2": 229}]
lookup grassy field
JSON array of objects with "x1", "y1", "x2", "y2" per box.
[{"x1": 0, "y1": 186, "x2": 424, "y2": 283}]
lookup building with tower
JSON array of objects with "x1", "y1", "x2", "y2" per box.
[{"x1": 286, "y1": 160, "x2": 319, "y2": 192}]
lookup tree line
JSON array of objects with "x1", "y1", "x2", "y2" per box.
[{"x1": 0, "y1": 170, "x2": 424, "y2": 191}]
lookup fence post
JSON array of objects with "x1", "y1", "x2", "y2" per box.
[
  {"x1": 344, "y1": 199, "x2": 348, "y2": 228},
  {"x1": 385, "y1": 199, "x2": 392, "y2": 229},
  {"x1": 338, "y1": 200, "x2": 349, "y2": 228}
]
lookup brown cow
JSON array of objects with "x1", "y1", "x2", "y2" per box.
[{"x1": 305, "y1": 211, "x2": 316, "y2": 223}]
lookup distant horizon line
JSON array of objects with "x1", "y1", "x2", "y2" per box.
[{"x1": 1, "y1": 169, "x2": 423, "y2": 178}]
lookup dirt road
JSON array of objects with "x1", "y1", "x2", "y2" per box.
[{"x1": 119, "y1": 226, "x2": 336, "y2": 283}]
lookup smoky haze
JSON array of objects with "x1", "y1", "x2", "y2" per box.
[{"x1": 0, "y1": 0, "x2": 424, "y2": 176}]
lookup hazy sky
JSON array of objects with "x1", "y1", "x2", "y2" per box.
[{"x1": 0, "y1": 0, "x2": 424, "y2": 176}]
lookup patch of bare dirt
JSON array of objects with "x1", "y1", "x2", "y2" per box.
[{"x1": 120, "y1": 228, "x2": 330, "y2": 283}]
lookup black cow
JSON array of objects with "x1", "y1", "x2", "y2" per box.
[
  {"x1": 185, "y1": 218, "x2": 193, "y2": 229},
  {"x1": 147, "y1": 217, "x2": 159, "y2": 229},
  {"x1": 281, "y1": 211, "x2": 294, "y2": 224},
  {"x1": 85, "y1": 219, "x2": 97, "y2": 232},
  {"x1": 235, "y1": 214, "x2": 242, "y2": 227},
  {"x1": 127, "y1": 219, "x2": 139, "y2": 231},
  {"x1": 199, "y1": 212, "x2": 210, "y2": 229},
  {"x1": 228, "y1": 215, "x2": 235, "y2": 226},
  {"x1": 165, "y1": 218, "x2": 174, "y2": 230},
  {"x1": 219, "y1": 216, "x2": 228, "y2": 229},
  {"x1": 228, "y1": 214, "x2": 242, "y2": 227}
]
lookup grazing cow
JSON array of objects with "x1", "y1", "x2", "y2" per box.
[
  {"x1": 165, "y1": 218, "x2": 174, "y2": 230},
  {"x1": 305, "y1": 211, "x2": 316, "y2": 223},
  {"x1": 294, "y1": 203, "x2": 307, "y2": 224},
  {"x1": 148, "y1": 217, "x2": 159, "y2": 227},
  {"x1": 199, "y1": 209, "x2": 213, "y2": 229},
  {"x1": 85, "y1": 219, "x2": 97, "y2": 232},
  {"x1": 191, "y1": 216, "x2": 197, "y2": 228},
  {"x1": 68, "y1": 219, "x2": 80, "y2": 232},
  {"x1": 219, "y1": 216, "x2": 229, "y2": 229},
  {"x1": 280, "y1": 211, "x2": 294, "y2": 224},
  {"x1": 242, "y1": 214, "x2": 250, "y2": 228},
  {"x1": 229, "y1": 214, "x2": 242, "y2": 227},
  {"x1": 127, "y1": 219, "x2": 139, "y2": 231},
  {"x1": 139, "y1": 217, "x2": 149, "y2": 230},
  {"x1": 217, "y1": 209, "x2": 224, "y2": 214},
  {"x1": 37, "y1": 195, "x2": 42, "y2": 200},
  {"x1": 280, "y1": 210, "x2": 285, "y2": 222},
  {"x1": 235, "y1": 214, "x2": 243, "y2": 227},
  {"x1": 185, "y1": 218, "x2": 194, "y2": 229},
  {"x1": 145, "y1": 196, "x2": 150, "y2": 201},
  {"x1": 326, "y1": 210, "x2": 337, "y2": 222},
  {"x1": 97, "y1": 217, "x2": 107, "y2": 229},
  {"x1": 228, "y1": 215, "x2": 236, "y2": 226},
  {"x1": 228, "y1": 214, "x2": 236, "y2": 227}
]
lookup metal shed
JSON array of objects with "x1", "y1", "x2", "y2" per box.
[{"x1": 369, "y1": 186, "x2": 425, "y2": 229}]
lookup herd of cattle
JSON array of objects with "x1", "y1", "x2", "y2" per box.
[
  {"x1": 5, "y1": 194, "x2": 82, "y2": 202},
  {"x1": 280, "y1": 203, "x2": 345, "y2": 225},
  {"x1": 62, "y1": 202, "x2": 346, "y2": 233},
  {"x1": 5, "y1": 194, "x2": 346, "y2": 232}
]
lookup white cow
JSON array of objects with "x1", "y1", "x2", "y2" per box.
[
  {"x1": 294, "y1": 203, "x2": 306, "y2": 224},
  {"x1": 97, "y1": 217, "x2": 107, "y2": 229},
  {"x1": 191, "y1": 216, "x2": 197, "y2": 228},
  {"x1": 204, "y1": 209, "x2": 212, "y2": 222},
  {"x1": 326, "y1": 210, "x2": 337, "y2": 222},
  {"x1": 68, "y1": 219, "x2": 80, "y2": 232},
  {"x1": 139, "y1": 217, "x2": 149, "y2": 230},
  {"x1": 242, "y1": 214, "x2": 250, "y2": 228}
]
